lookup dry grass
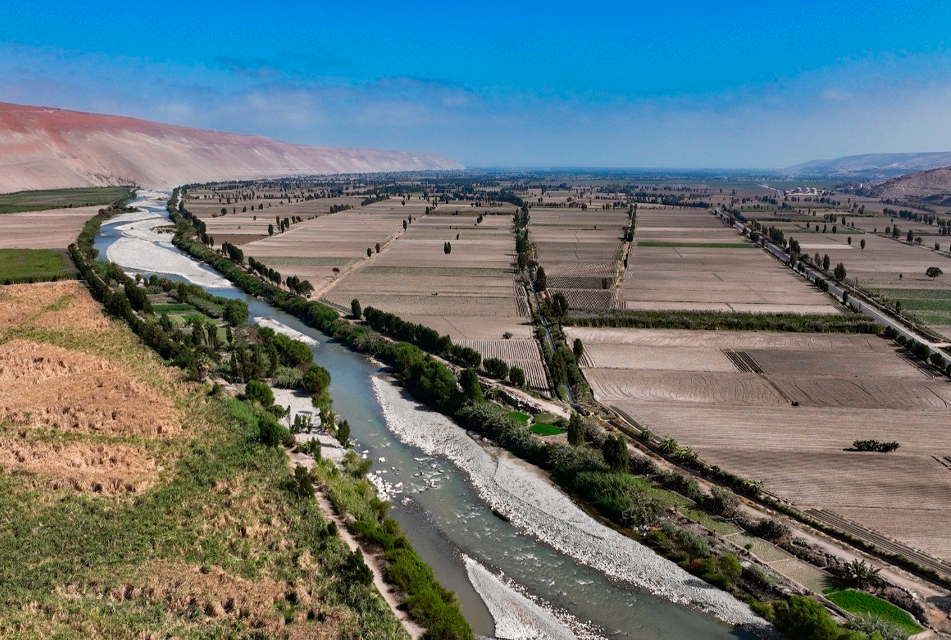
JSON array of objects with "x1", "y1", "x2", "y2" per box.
[{"x1": 0, "y1": 281, "x2": 405, "y2": 639}]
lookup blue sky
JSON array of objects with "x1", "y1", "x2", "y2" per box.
[{"x1": 2, "y1": 0, "x2": 951, "y2": 167}]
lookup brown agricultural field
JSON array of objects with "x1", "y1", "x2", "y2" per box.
[
  {"x1": 529, "y1": 207, "x2": 632, "y2": 310},
  {"x1": 237, "y1": 197, "x2": 430, "y2": 296},
  {"x1": 618, "y1": 208, "x2": 839, "y2": 314},
  {"x1": 324, "y1": 209, "x2": 547, "y2": 387},
  {"x1": 0, "y1": 205, "x2": 101, "y2": 249},
  {"x1": 569, "y1": 325, "x2": 951, "y2": 563}
]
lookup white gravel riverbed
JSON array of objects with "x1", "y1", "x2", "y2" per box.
[{"x1": 371, "y1": 376, "x2": 770, "y2": 633}]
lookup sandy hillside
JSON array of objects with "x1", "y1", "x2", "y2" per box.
[{"x1": 0, "y1": 102, "x2": 462, "y2": 193}]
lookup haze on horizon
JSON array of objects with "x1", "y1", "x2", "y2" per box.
[{"x1": 2, "y1": 0, "x2": 951, "y2": 169}]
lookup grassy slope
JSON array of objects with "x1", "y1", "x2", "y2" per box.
[
  {"x1": 0, "y1": 187, "x2": 134, "y2": 214},
  {"x1": 0, "y1": 248, "x2": 72, "y2": 281},
  {"x1": 0, "y1": 284, "x2": 405, "y2": 640}
]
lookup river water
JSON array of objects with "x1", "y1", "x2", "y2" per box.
[{"x1": 95, "y1": 191, "x2": 755, "y2": 640}]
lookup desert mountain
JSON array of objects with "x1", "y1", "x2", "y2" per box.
[
  {"x1": 786, "y1": 152, "x2": 951, "y2": 179},
  {"x1": 0, "y1": 102, "x2": 462, "y2": 193},
  {"x1": 866, "y1": 166, "x2": 951, "y2": 203}
]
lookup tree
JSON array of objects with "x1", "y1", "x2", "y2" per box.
[
  {"x1": 351, "y1": 298, "x2": 362, "y2": 319},
  {"x1": 444, "y1": 241, "x2": 452, "y2": 254},
  {"x1": 834, "y1": 262, "x2": 847, "y2": 281},
  {"x1": 841, "y1": 559, "x2": 881, "y2": 589},
  {"x1": 460, "y1": 368, "x2": 484, "y2": 403},
  {"x1": 245, "y1": 379, "x2": 274, "y2": 407},
  {"x1": 535, "y1": 266, "x2": 547, "y2": 291},
  {"x1": 860, "y1": 238, "x2": 866, "y2": 249},
  {"x1": 268, "y1": 224, "x2": 274, "y2": 236},
  {"x1": 302, "y1": 365, "x2": 331, "y2": 396},
  {"x1": 367, "y1": 247, "x2": 373, "y2": 257},
  {"x1": 375, "y1": 242, "x2": 381, "y2": 253},
  {"x1": 483, "y1": 357, "x2": 509, "y2": 379},
  {"x1": 927, "y1": 266, "x2": 943, "y2": 279},
  {"x1": 336, "y1": 419, "x2": 351, "y2": 447},
  {"x1": 907, "y1": 229, "x2": 915, "y2": 243},
  {"x1": 572, "y1": 338, "x2": 584, "y2": 361},
  {"x1": 602, "y1": 435, "x2": 629, "y2": 472},
  {"x1": 567, "y1": 413, "x2": 584, "y2": 446},
  {"x1": 822, "y1": 254, "x2": 831, "y2": 271},
  {"x1": 223, "y1": 299, "x2": 249, "y2": 326},
  {"x1": 772, "y1": 596, "x2": 841, "y2": 640},
  {"x1": 508, "y1": 366, "x2": 525, "y2": 387}
]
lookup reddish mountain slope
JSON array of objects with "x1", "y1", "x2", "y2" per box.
[{"x1": 0, "y1": 102, "x2": 462, "y2": 192}]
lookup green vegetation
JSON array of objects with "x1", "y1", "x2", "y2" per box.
[
  {"x1": 567, "y1": 309, "x2": 881, "y2": 334},
  {"x1": 825, "y1": 589, "x2": 923, "y2": 635},
  {"x1": 0, "y1": 332, "x2": 405, "y2": 638},
  {"x1": 0, "y1": 186, "x2": 134, "y2": 214},
  {"x1": 507, "y1": 411, "x2": 530, "y2": 425},
  {"x1": 152, "y1": 302, "x2": 197, "y2": 313},
  {"x1": 315, "y1": 454, "x2": 473, "y2": 640},
  {"x1": 772, "y1": 596, "x2": 872, "y2": 640},
  {"x1": 0, "y1": 248, "x2": 72, "y2": 283},
  {"x1": 873, "y1": 287, "x2": 951, "y2": 326},
  {"x1": 635, "y1": 241, "x2": 755, "y2": 249},
  {"x1": 530, "y1": 423, "x2": 564, "y2": 435}
]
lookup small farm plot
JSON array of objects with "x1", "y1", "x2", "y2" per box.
[
  {"x1": 618, "y1": 208, "x2": 839, "y2": 314},
  {"x1": 454, "y1": 339, "x2": 548, "y2": 390},
  {"x1": 529, "y1": 207, "x2": 632, "y2": 310},
  {"x1": 568, "y1": 326, "x2": 951, "y2": 562}
]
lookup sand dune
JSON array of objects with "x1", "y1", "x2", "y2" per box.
[{"x1": 0, "y1": 102, "x2": 462, "y2": 193}]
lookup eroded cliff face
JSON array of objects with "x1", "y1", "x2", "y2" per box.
[{"x1": 0, "y1": 102, "x2": 462, "y2": 193}]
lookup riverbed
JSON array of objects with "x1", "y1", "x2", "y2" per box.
[{"x1": 96, "y1": 191, "x2": 762, "y2": 640}]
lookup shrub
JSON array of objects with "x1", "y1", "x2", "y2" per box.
[
  {"x1": 508, "y1": 366, "x2": 525, "y2": 387},
  {"x1": 258, "y1": 412, "x2": 287, "y2": 447},
  {"x1": 245, "y1": 379, "x2": 274, "y2": 407},
  {"x1": 772, "y1": 596, "x2": 842, "y2": 640}
]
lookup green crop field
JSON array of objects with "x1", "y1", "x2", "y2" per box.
[
  {"x1": 873, "y1": 287, "x2": 951, "y2": 325},
  {"x1": 0, "y1": 187, "x2": 134, "y2": 214},
  {"x1": 530, "y1": 423, "x2": 564, "y2": 435},
  {"x1": 153, "y1": 303, "x2": 198, "y2": 313},
  {"x1": 825, "y1": 589, "x2": 923, "y2": 634},
  {"x1": 507, "y1": 411, "x2": 530, "y2": 426},
  {"x1": 0, "y1": 249, "x2": 73, "y2": 282}
]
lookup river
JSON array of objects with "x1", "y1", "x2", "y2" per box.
[{"x1": 95, "y1": 191, "x2": 758, "y2": 640}]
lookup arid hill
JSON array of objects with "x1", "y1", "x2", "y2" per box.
[
  {"x1": 869, "y1": 166, "x2": 951, "y2": 203},
  {"x1": 786, "y1": 152, "x2": 951, "y2": 179},
  {"x1": 0, "y1": 102, "x2": 462, "y2": 193}
]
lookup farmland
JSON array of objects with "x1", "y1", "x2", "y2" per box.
[
  {"x1": 569, "y1": 325, "x2": 951, "y2": 563},
  {"x1": 617, "y1": 207, "x2": 839, "y2": 314},
  {"x1": 327, "y1": 208, "x2": 548, "y2": 389},
  {"x1": 0, "y1": 206, "x2": 104, "y2": 249},
  {"x1": 528, "y1": 207, "x2": 631, "y2": 310},
  {"x1": 0, "y1": 186, "x2": 133, "y2": 214},
  {"x1": 0, "y1": 248, "x2": 73, "y2": 282}
]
